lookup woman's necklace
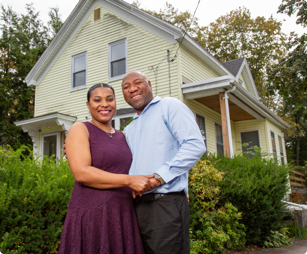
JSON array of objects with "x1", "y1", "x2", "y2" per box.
[{"x1": 91, "y1": 121, "x2": 114, "y2": 138}]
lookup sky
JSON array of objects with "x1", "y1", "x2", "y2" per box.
[{"x1": 0, "y1": 0, "x2": 305, "y2": 36}]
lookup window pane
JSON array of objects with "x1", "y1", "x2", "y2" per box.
[
  {"x1": 215, "y1": 124, "x2": 224, "y2": 157},
  {"x1": 196, "y1": 115, "x2": 206, "y2": 140},
  {"x1": 111, "y1": 59, "x2": 126, "y2": 77},
  {"x1": 120, "y1": 117, "x2": 132, "y2": 128},
  {"x1": 73, "y1": 70, "x2": 86, "y2": 87},
  {"x1": 278, "y1": 136, "x2": 283, "y2": 153},
  {"x1": 43, "y1": 135, "x2": 57, "y2": 159},
  {"x1": 241, "y1": 131, "x2": 259, "y2": 154},
  {"x1": 271, "y1": 131, "x2": 277, "y2": 161},
  {"x1": 111, "y1": 42, "x2": 125, "y2": 61},
  {"x1": 215, "y1": 124, "x2": 223, "y2": 144},
  {"x1": 74, "y1": 55, "x2": 86, "y2": 72},
  {"x1": 217, "y1": 144, "x2": 224, "y2": 157}
]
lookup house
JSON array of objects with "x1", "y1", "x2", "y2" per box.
[{"x1": 14, "y1": 0, "x2": 288, "y2": 162}]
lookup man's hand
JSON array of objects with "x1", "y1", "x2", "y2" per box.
[
  {"x1": 129, "y1": 175, "x2": 154, "y2": 198},
  {"x1": 63, "y1": 142, "x2": 67, "y2": 158},
  {"x1": 131, "y1": 174, "x2": 155, "y2": 198}
]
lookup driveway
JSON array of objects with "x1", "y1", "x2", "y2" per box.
[{"x1": 251, "y1": 239, "x2": 307, "y2": 254}]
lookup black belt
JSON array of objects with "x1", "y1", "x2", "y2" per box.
[{"x1": 133, "y1": 191, "x2": 185, "y2": 204}]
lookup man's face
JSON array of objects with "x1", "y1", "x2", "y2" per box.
[{"x1": 122, "y1": 72, "x2": 154, "y2": 114}]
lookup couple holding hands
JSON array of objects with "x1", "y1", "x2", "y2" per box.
[{"x1": 59, "y1": 71, "x2": 206, "y2": 254}]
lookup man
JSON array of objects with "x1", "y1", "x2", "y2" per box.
[{"x1": 122, "y1": 71, "x2": 206, "y2": 254}]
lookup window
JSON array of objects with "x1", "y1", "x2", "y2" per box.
[
  {"x1": 215, "y1": 123, "x2": 224, "y2": 157},
  {"x1": 120, "y1": 117, "x2": 132, "y2": 129},
  {"x1": 278, "y1": 135, "x2": 285, "y2": 165},
  {"x1": 271, "y1": 131, "x2": 277, "y2": 161},
  {"x1": 108, "y1": 39, "x2": 126, "y2": 80},
  {"x1": 241, "y1": 130, "x2": 260, "y2": 156},
  {"x1": 71, "y1": 52, "x2": 86, "y2": 90},
  {"x1": 112, "y1": 113, "x2": 135, "y2": 130},
  {"x1": 94, "y1": 8, "x2": 100, "y2": 21},
  {"x1": 41, "y1": 132, "x2": 60, "y2": 160},
  {"x1": 196, "y1": 114, "x2": 207, "y2": 147}
]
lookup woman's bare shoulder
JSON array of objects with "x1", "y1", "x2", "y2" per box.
[{"x1": 67, "y1": 122, "x2": 89, "y2": 136}]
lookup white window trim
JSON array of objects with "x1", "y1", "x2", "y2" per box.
[
  {"x1": 239, "y1": 129, "x2": 261, "y2": 151},
  {"x1": 41, "y1": 132, "x2": 60, "y2": 159},
  {"x1": 108, "y1": 38, "x2": 127, "y2": 82},
  {"x1": 113, "y1": 112, "x2": 135, "y2": 130},
  {"x1": 71, "y1": 52, "x2": 87, "y2": 92},
  {"x1": 278, "y1": 135, "x2": 285, "y2": 165}
]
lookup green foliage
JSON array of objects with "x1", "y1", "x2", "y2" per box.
[
  {"x1": 0, "y1": 4, "x2": 63, "y2": 149},
  {"x1": 0, "y1": 146, "x2": 74, "y2": 253},
  {"x1": 189, "y1": 160, "x2": 246, "y2": 254},
  {"x1": 207, "y1": 153, "x2": 290, "y2": 245},
  {"x1": 196, "y1": 6, "x2": 286, "y2": 101},
  {"x1": 263, "y1": 229, "x2": 292, "y2": 248},
  {"x1": 119, "y1": 117, "x2": 134, "y2": 131},
  {"x1": 288, "y1": 221, "x2": 307, "y2": 239},
  {"x1": 267, "y1": 33, "x2": 307, "y2": 166},
  {"x1": 278, "y1": 0, "x2": 307, "y2": 27}
]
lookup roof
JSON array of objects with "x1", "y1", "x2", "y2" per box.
[{"x1": 222, "y1": 58, "x2": 245, "y2": 77}]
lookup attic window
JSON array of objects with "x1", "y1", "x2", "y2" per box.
[
  {"x1": 94, "y1": 8, "x2": 101, "y2": 21},
  {"x1": 239, "y1": 78, "x2": 244, "y2": 86}
]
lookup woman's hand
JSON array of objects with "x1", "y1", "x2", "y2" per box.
[{"x1": 131, "y1": 174, "x2": 157, "y2": 198}]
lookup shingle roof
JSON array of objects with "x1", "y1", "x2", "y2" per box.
[{"x1": 221, "y1": 58, "x2": 245, "y2": 77}]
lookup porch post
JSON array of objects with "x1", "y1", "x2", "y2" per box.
[{"x1": 219, "y1": 92, "x2": 230, "y2": 157}]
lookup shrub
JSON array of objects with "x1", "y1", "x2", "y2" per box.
[
  {"x1": 189, "y1": 160, "x2": 246, "y2": 254},
  {"x1": 263, "y1": 229, "x2": 292, "y2": 248},
  {"x1": 0, "y1": 146, "x2": 74, "y2": 253},
  {"x1": 206, "y1": 152, "x2": 290, "y2": 245}
]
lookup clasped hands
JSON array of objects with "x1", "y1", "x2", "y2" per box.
[{"x1": 129, "y1": 174, "x2": 161, "y2": 198}]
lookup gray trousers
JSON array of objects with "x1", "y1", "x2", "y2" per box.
[{"x1": 134, "y1": 192, "x2": 190, "y2": 254}]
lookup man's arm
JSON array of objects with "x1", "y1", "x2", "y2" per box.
[{"x1": 154, "y1": 98, "x2": 206, "y2": 186}]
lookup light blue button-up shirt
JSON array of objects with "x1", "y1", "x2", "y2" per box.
[{"x1": 124, "y1": 96, "x2": 206, "y2": 194}]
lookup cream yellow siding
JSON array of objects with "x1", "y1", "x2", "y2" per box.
[
  {"x1": 35, "y1": 4, "x2": 180, "y2": 121},
  {"x1": 267, "y1": 119, "x2": 287, "y2": 164},
  {"x1": 180, "y1": 46, "x2": 220, "y2": 85},
  {"x1": 233, "y1": 119, "x2": 267, "y2": 155},
  {"x1": 239, "y1": 73, "x2": 248, "y2": 90}
]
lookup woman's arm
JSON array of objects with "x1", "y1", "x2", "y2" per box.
[{"x1": 66, "y1": 122, "x2": 151, "y2": 193}]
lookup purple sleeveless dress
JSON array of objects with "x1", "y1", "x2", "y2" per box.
[{"x1": 59, "y1": 122, "x2": 144, "y2": 254}]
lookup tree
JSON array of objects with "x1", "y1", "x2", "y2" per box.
[
  {"x1": 267, "y1": 0, "x2": 307, "y2": 165},
  {"x1": 278, "y1": 0, "x2": 307, "y2": 27},
  {"x1": 0, "y1": 4, "x2": 63, "y2": 149},
  {"x1": 196, "y1": 7, "x2": 287, "y2": 100},
  {"x1": 266, "y1": 0, "x2": 307, "y2": 166},
  {"x1": 131, "y1": 1, "x2": 200, "y2": 37}
]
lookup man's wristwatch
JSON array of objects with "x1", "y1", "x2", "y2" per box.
[{"x1": 154, "y1": 173, "x2": 165, "y2": 185}]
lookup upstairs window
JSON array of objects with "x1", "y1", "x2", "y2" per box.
[
  {"x1": 108, "y1": 39, "x2": 126, "y2": 80},
  {"x1": 71, "y1": 52, "x2": 86, "y2": 90}
]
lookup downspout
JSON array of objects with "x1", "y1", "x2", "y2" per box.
[{"x1": 224, "y1": 85, "x2": 236, "y2": 158}]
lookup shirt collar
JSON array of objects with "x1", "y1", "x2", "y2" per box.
[{"x1": 133, "y1": 96, "x2": 161, "y2": 120}]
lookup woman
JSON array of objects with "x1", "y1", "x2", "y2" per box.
[{"x1": 59, "y1": 83, "x2": 150, "y2": 254}]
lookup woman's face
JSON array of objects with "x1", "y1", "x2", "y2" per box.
[{"x1": 87, "y1": 87, "x2": 116, "y2": 124}]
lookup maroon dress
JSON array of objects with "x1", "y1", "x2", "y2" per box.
[{"x1": 59, "y1": 122, "x2": 144, "y2": 254}]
